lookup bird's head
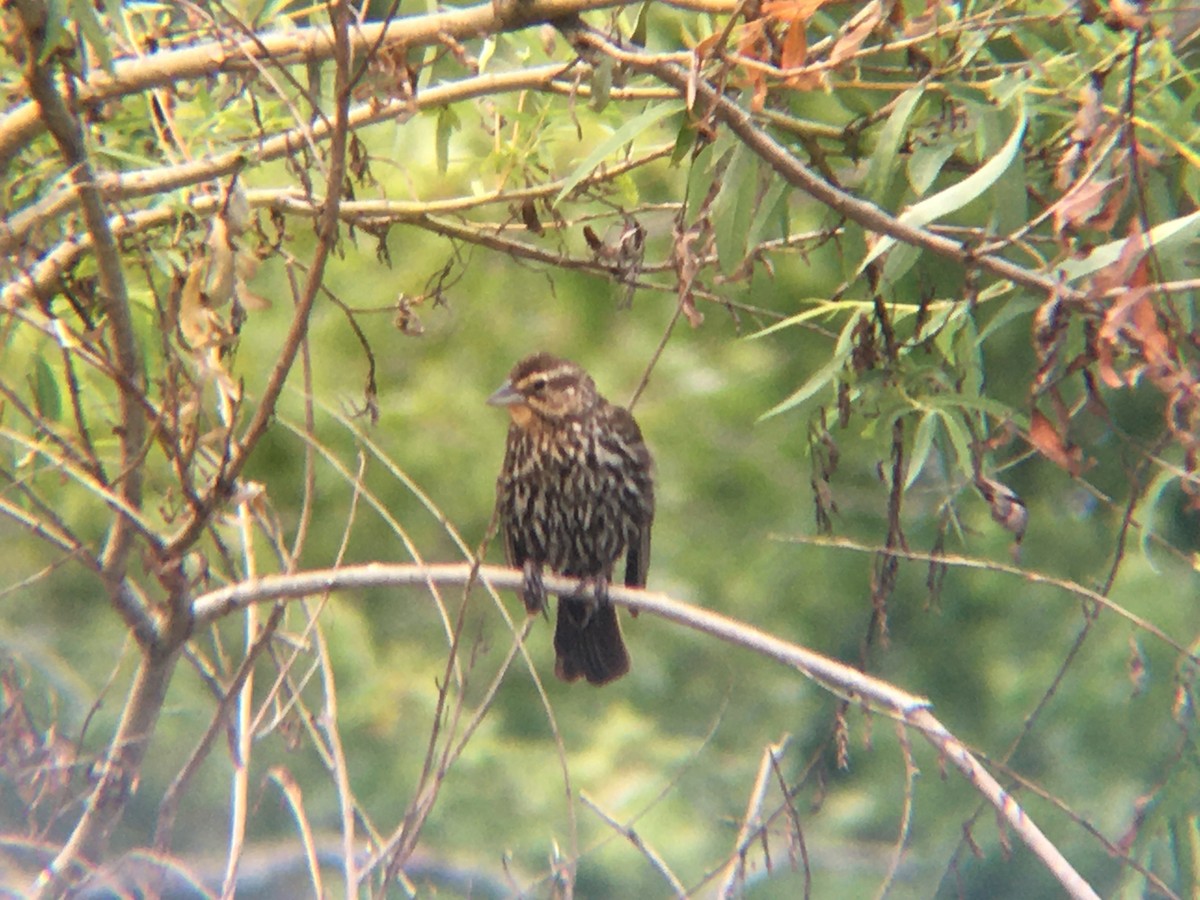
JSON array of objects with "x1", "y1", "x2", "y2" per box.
[{"x1": 487, "y1": 353, "x2": 599, "y2": 426}]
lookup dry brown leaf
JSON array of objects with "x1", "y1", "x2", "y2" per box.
[
  {"x1": 830, "y1": 0, "x2": 883, "y2": 66},
  {"x1": 780, "y1": 16, "x2": 809, "y2": 72},
  {"x1": 179, "y1": 260, "x2": 216, "y2": 350},
  {"x1": 1071, "y1": 78, "x2": 1103, "y2": 147},
  {"x1": 1108, "y1": 0, "x2": 1149, "y2": 30},
  {"x1": 203, "y1": 216, "x2": 236, "y2": 308},
  {"x1": 1029, "y1": 408, "x2": 1088, "y2": 475},
  {"x1": 1050, "y1": 177, "x2": 1115, "y2": 237}
]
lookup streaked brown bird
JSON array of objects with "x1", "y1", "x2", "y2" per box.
[{"x1": 488, "y1": 352, "x2": 654, "y2": 686}]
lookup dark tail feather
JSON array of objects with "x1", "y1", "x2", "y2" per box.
[{"x1": 553, "y1": 597, "x2": 630, "y2": 686}]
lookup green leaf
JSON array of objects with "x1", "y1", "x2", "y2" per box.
[
  {"x1": 71, "y1": 0, "x2": 114, "y2": 73},
  {"x1": 477, "y1": 36, "x2": 496, "y2": 74},
  {"x1": 748, "y1": 299, "x2": 859, "y2": 340},
  {"x1": 953, "y1": 312, "x2": 983, "y2": 398},
  {"x1": 669, "y1": 114, "x2": 696, "y2": 167},
  {"x1": 905, "y1": 412, "x2": 939, "y2": 490},
  {"x1": 631, "y1": 1, "x2": 651, "y2": 47},
  {"x1": 589, "y1": 56, "x2": 613, "y2": 112},
  {"x1": 921, "y1": 391, "x2": 1022, "y2": 424},
  {"x1": 907, "y1": 141, "x2": 958, "y2": 196},
  {"x1": 435, "y1": 106, "x2": 459, "y2": 176},
  {"x1": 935, "y1": 409, "x2": 974, "y2": 476},
  {"x1": 684, "y1": 129, "x2": 736, "y2": 221},
  {"x1": 881, "y1": 243, "x2": 920, "y2": 284},
  {"x1": 41, "y1": 0, "x2": 69, "y2": 64},
  {"x1": 1134, "y1": 468, "x2": 1177, "y2": 568},
  {"x1": 758, "y1": 314, "x2": 858, "y2": 421},
  {"x1": 1056, "y1": 208, "x2": 1200, "y2": 282},
  {"x1": 553, "y1": 102, "x2": 684, "y2": 207},
  {"x1": 976, "y1": 292, "x2": 1038, "y2": 344},
  {"x1": 1168, "y1": 815, "x2": 1199, "y2": 900},
  {"x1": 859, "y1": 95, "x2": 1028, "y2": 274},
  {"x1": 747, "y1": 175, "x2": 790, "y2": 249},
  {"x1": 712, "y1": 143, "x2": 760, "y2": 274},
  {"x1": 863, "y1": 87, "x2": 924, "y2": 203},
  {"x1": 30, "y1": 356, "x2": 62, "y2": 423}
]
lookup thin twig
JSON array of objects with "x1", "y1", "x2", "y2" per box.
[
  {"x1": 574, "y1": 29, "x2": 1086, "y2": 301},
  {"x1": 717, "y1": 736, "x2": 789, "y2": 898},
  {"x1": 580, "y1": 792, "x2": 688, "y2": 898}
]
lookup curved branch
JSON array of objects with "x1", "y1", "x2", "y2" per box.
[
  {"x1": 194, "y1": 562, "x2": 929, "y2": 713},
  {"x1": 0, "y1": 67, "x2": 673, "y2": 308},
  {"x1": 573, "y1": 30, "x2": 1085, "y2": 302},
  {"x1": 1, "y1": 63, "x2": 588, "y2": 258},
  {"x1": 191, "y1": 561, "x2": 1098, "y2": 900}
]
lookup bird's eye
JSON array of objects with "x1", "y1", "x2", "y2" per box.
[{"x1": 530, "y1": 377, "x2": 548, "y2": 393}]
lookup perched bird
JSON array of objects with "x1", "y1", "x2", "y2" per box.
[{"x1": 488, "y1": 352, "x2": 654, "y2": 686}]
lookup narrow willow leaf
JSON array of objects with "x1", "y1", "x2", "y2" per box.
[
  {"x1": 684, "y1": 129, "x2": 736, "y2": 221},
  {"x1": 907, "y1": 141, "x2": 958, "y2": 196},
  {"x1": 1056, "y1": 208, "x2": 1200, "y2": 282},
  {"x1": 758, "y1": 315, "x2": 858, "y2": 421},
  {"x1": 631, "y1": 2, "x2": 651, "y2": 47},
  {"x1": 935, "y1": 409, "x2": 974, "y2": 476},
  {"x1": 954, "y1": 313, "x2": 983, "y2": 399},
  {"x1": 921, "y1": 392, "x2": 1022, "y2": 423},
  {"x1": 747, "y1": 176, "x2": 790, "y2": 248},
  {"x1": 863, "y1": 87, "x2": 924, "y2": 203},
  {"x1": 1133, "y1": 467, "x2": 1177, "y2": 570},
  {"x1": 905, "y1": 412, "x2": 939, "y2": 490},
  {"x1": 669, "y1": 113, "x2": 694, "y2": 167},
  {"x1": 435, "y1": 106, "x2": 459, "y2": 176},
  {"x1": 860, "y1": 96, "x2": 1028, "y2": 274},
  {"x1": 553, "y1": 102, "x2": 684, "y2": 207},
  {"x1": 748, "y1": 299, "x2": 849, "y2": 340},
  {"x1": 72, "y1": 0, "x2": 114, "y2": 73},
  {"x1": 590, "y1": 56, "x2": 614, "y2": 112},
  {"x1": 31, "y1": 356, "x2": 62, "y2": 423},
  {"x1": 713, "y1": 143, "x2": 759, "y2": 274}
]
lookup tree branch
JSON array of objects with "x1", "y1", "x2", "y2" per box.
[
  {"x1": 193, "y1": 560, "x2": 1099, "y2": 899},
  {"x1": 573, "y1": 30, "x2": 1086, "y2": 302},
  {"x1": 30, "y1": 646, "x2": 183, "y2": 898},
  {"x1": 0, "y1": 0, "x2": 629, "y2": 171},
  {"x1": 12, "y1": 0, "x2": 149, "y2": 593}
]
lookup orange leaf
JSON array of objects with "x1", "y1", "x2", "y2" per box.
[
  {"x1": 1091, "y1": 225, "x2": 1148, "y2": 296},
  {"x1": 780, "y1": 18, "x2": 808, "y2": 72},
  {"x1": 762, "y1": 0, "x2": 828, "y2": 22},
  {"x1": 1029, "y1": 408, "x2": 1088, "y2": 475},
  {"x1": 1130, "y1": 295, "x2": 1172, "y2": 370},
  {"x1": 751, "y1": 71, "x2": 769, "y2": 111},
  {"x1": 830, "y1": 1, "x2": 884, "y2": 66}
]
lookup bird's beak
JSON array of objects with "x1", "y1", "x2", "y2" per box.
[{"x1": 487, "y1": 380, "x2": 523, "y2": 407}]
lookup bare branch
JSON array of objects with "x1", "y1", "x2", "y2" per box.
[
  {"x1": 11, "y1": 0, "x2": 149, "y2": 591},
  {"x1": 31, "y1": 647, "x2": 182, "y2": 897},
  {"x1": 0, "y1": 0, "x2": 631, "y2": 169},
  {"x1": 572, "y1": 29, "x2": 1085, "y2": 302},
  {"x1": 190, "y1": 560, "x2": 1099, "y2": 898}
]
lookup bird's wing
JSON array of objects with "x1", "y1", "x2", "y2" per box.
[
  {"x1": 624, "y1": 517, "x2": 651, "y2": 588},
  {"x1": 608, "y1": 406, "x2": 654, "y2": 589}
]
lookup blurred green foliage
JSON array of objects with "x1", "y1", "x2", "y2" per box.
[{"x1": 1, "y1": 0, "x2": 1199, "y2": 897}]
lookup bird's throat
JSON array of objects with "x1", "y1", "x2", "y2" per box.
[{"x1": 507, "y1": 403, "x2": 536, "y2": 429}]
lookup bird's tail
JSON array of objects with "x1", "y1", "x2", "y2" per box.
[{"x1": 553, "y1": 597, "x2": 630, "y2": 686}]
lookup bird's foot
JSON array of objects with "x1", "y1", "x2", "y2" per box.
[
  {"x1": 574, "y1": 576, "x2": 609, "y2": 628},
  {"x1": 522, "y1": 560, "x2": 547, "y2": 617}
]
